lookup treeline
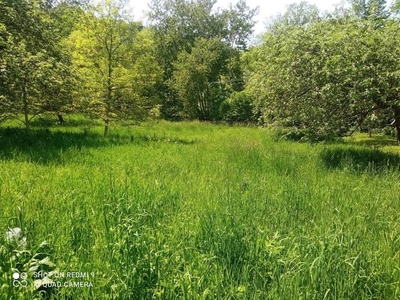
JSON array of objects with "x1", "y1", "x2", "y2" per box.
[
  {"x1": 0, "y1": 0, "x2": 257, "y2": 136},
  {"x1": 1, "y1": 0, "x2": 400, "y2": 142}
]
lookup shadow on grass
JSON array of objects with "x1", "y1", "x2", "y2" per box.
[
  {"x1": 0, "y1": 127, "x2": 195, "y2": 164},
  {"x1": 30, "y1": 117, "x2": 101, "y2": 128},
  {"x1": 320, "y1": 145, "x2": 400, "y2": 174},
  {"x1": 346, "y1": 135, "x2": 398, "y2": 148}
]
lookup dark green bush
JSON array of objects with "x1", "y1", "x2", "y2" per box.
[{"x1": 219, "y1": 91, "x2": 256, "y2": 123}]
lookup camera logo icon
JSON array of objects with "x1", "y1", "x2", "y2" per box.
[{"x1": 13, "y1": 272, "x2": 28, "y2": 288}]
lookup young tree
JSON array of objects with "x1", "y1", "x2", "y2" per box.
[
  {"x1": 2, "y1": 43, "x2": 75, "y2": 129},
  {"x1": 68, "y1": 0, "x2": 159, "y2": 136}
]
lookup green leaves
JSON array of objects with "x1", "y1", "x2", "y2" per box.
[
  {"x1": 148, "y1": 0, "x2": 258, "y2": 119},
  {"x1": 220, "y1": 91, "x2": 255, "y2": 123},
  {"x1": 169, "y1": 38, "x2": 230, "y2": 120},
  {"x1": 68, "y1": 0, "x2": 162, "y2": 135},
  {"x1": 246, "y1": 11, "x2": 400, "y2": 141},
  {"x1": 0, "y1": 0, "x2": 75, "y2": 128},
  {"x1": 350, "y1": 0, "x2": 389, "y2": 20}
]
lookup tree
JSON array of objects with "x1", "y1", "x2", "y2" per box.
[
  {"x1": 0, "y1": 23, "x2": 12, "y2": 124},
  {"x1": 246, "y1": 21, "x2": 356, "y2": 139},
  {"x1": 147, "y1": 0, "x2": 258, "y2": 119},
  {"x1": 2, "y1": 43, "x2": 75, "y2": 129},
  {"x1": 245, "y1": 11, "x2": 400, "y2": 142},
  {"x1": 221, "y1": 0, "x2": 259, "y2": 50},
  {"x1": 0, "y1": 0, "x2": 75, "y2": 128},
  {"x1": 42, "y1": 0, "x2": 88, "y2": 39},
  {"x1": 68, "y1": 0, "x2": 161, "y2": 136},
  {"x1": 349, "y1": 0, "x2": 389, "y2": 20},
  {"x1": 368, "y1": 20, "x2": 400, "y2": 143},
  {"x1": 169, "y1": 38, "x2": 230, "y2": 120},
  {"x1": 267, "y1": 1, "x2": 320, "y2": 31}
]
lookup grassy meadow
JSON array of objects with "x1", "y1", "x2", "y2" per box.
[{"x1": 0, "y1": 118, "x2": 400, "y2": 299}]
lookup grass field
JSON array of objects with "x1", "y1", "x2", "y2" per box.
[{"x1": 0, "y1": 119, "x2": 399, "y2": 299}]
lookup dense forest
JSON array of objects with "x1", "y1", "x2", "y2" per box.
[{"x1": 1, "y1": 0, "x2": 400, "y2": 142}]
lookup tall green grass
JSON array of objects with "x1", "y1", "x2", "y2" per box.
[{"x1": 0, "y1": 120, "x2": 399, "y2": 299}]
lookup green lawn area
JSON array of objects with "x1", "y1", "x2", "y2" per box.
[{"x1": 1, "y1": 120, "x2": 399, "y2": 299}]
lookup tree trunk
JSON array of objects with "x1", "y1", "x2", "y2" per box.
[
  {"x1": 24, "y1": 108, "x2": 29, "y2": 131},
  {"x1": 57, "y1": 114, "x2": 65, "y2": 125},
  {"x1": 22, "y1": 78, "x2": 29, "y2": 131},
  {"x1": 104, "y1": 36, "x2": 113, "y2": 138},
  {"x1": 394, "y1": 107, "x2": 400, "y2": 145},
  {"x1": 103, "y1": 118, "x2": 109, "y2": 137}
]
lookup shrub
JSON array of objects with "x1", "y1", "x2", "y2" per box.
[{"x1": 220, "y1": 91, "x2": 256, "y2": 123}]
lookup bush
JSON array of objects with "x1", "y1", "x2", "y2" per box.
[{"x1": 219, "y1": 91, "x2": 256, "y2": 123}]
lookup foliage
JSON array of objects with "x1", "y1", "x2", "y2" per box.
[
  {"x1": 2, "y1": 43, "x2": 75, "y2": 128},
  {"x1": 245, "y1": 10, "x2": 400, "y2": 141},
  {"x1": 219, "y1": 91, "x2": 256, "y2": 123},
  {"x1": 0, "y1": 228, "x2": 57, "y2": 299},
  {"x1": 0, "y1": 0, "x2": 75, "y2": 128},
  {"x1": 45, "y1": 0, "x2": 88, "y2": 39},
  {"x1": 349, "y1": 0, "x2": 389, "y2": 20},
  {"x1": 68, "y1": 0, "x2": 161, "y2": 136},
  {"x1": 129, "y1": 28, "x2": 163, "y2": 113},
  {"x1": 169, "y1": 37, "x2": 230, "y2": 120},
  {"x1": 267, "y1": 1, "x2": 321, "y2": 31},
  {"x1": 148, "y1": 0, "x2": 258, "y2": 119}
]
